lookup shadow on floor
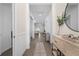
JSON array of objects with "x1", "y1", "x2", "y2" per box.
[{"x1": 1, "y1": 48, "x2": 12, "y2": 56}]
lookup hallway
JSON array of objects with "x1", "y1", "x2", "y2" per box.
[{"x1": 23, "y1": 33, "x2": 52, "y2": 56}]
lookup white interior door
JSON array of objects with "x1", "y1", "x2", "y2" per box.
[{"x1": 13, "y1": 3, "x2": 30, "y2": 56}]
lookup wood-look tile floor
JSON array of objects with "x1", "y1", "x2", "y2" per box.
[{"x1": 23, "y1": 34, "x2": 52, "y2": 56}]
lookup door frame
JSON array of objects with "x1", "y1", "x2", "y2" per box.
[{"x1": 12, "y1": 3, "x2": 15, "y2": 56}]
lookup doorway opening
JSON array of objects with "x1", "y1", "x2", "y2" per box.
[{"x1": 24, "y1": 3, "x2": 53, "y2": 56}]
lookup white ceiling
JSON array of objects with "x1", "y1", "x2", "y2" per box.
[{"x1": 29, "y1": 3, "x2": 52, "y2": 14}]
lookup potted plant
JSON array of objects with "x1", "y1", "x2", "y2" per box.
[{"x1": 57, "y1": 13, "x2": 70, "y2": 34}]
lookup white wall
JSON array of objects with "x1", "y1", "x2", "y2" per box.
[
  {"x1": 0, "y1": 4, "x2": 12, "y2": 54},
  {"x1": 52, "y1": 3, "x2": 79, "y2": 37},
  {"x1": 52, "y1": 4, "x2": 57, "y2": 35},
  {"x1": 45, "y1": 13, "x2": 52, "y2": 34},
  {"x1": 26, "y1": 3, "x2": 30, "y2": 49},
  {"x1": 0, "y1": 4, "x2": 2, "y2": 55},
  {"x1": 30, "y1": 17, "x2": 32, "y2": 38},
  {"x1": 78, "y1": 5, "x2": 79, "y2": 30},
  {"x1": 13, "y1": 3, "x2": 30, "y2": 56},
  {"x1": 45, "y1": 12, "x2": 52, "y2": 42},
  {"x1": 30, "y1": 15, "x2": 35, "y2": 39}
]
